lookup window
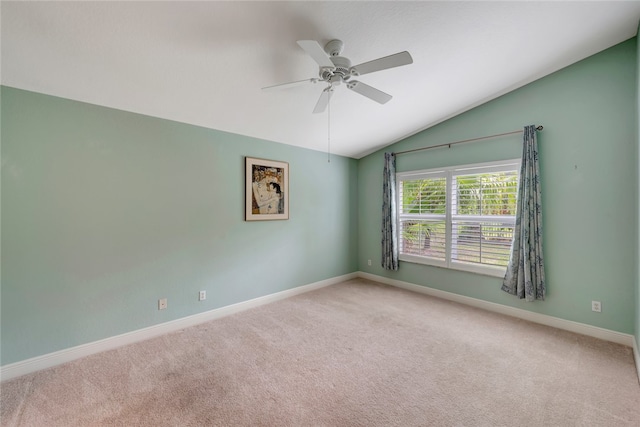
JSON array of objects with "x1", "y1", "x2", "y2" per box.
[{"x1": 397, "y1": 159, "x2": 520, "y2": 277}]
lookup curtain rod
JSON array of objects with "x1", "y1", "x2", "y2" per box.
[{"x1": 394, "y1": 125, "x2": 544, "y2": 156}]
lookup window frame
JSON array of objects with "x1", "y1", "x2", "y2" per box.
[{"x1": 396, "y1": 159, "x2": 520, "y2": 278}]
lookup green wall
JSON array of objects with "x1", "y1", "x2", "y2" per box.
[
  {"x1": 359, "y1": 38, "x2": 638, "y2": 334},
  {"x1": 0, "y1": 87, "x2": 358, "y2": 365},
  {"x1": 636, "y1": 22, "x2": 640, "y2": 350}
]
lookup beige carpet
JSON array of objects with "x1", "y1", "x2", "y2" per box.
[{"x1": 2, "y1": 278, "x2": 639, "y2": 426}]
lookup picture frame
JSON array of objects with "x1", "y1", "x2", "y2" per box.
[{"x1": 245, "y1": 157, "x2": 289, "y2": 221}]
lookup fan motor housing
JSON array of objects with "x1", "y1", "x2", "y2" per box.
[{"x1": 320, "y1": 55, "x2": 352, "y2": 82}]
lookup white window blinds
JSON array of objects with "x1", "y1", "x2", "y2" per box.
[{"x1": 397, "y1": 160, "x2": 520, "y2": 277}]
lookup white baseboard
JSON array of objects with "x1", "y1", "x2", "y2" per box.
[
  {"x1": 358, "y1": 272, "x2": 635, "y2": 348},
  {"x1": 0, "y1": 272, "x2": 357, "y2": 382}
]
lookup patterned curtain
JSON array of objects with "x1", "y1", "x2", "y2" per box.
[
  {"x1": 501, "y1": 125, "x2": 545, "y2": 301},
  {"x1": 382, "y1": 152, "x2": 399, "y2": 271}
]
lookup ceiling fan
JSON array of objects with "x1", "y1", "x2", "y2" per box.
[{"x1": 262, "y1": 39, "x2": 413, "y2": 114}]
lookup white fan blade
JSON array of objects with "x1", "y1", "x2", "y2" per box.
[
  {"x1": 351, "y1": 51, "x2": 413, "y2": 76},
  {"x1": 297, "y1": 40, "x2": 334, "y2": 68},
  {"x1": 262, "y1": 78, "x2": 319, "y2": 91},
  {"x1": 347, "y1": 81, "x2": 392, "y2": 104},
  {"x1": 313, "y1": 87, "x2": 334, "y2": 114}
]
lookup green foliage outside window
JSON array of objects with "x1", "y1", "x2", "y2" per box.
[
  {"x1": 455, "y1": 172, "x2": 518, "y2": 216},
  {"x1": 401, "y1": 178, "x2": 445, "y2": 252}
]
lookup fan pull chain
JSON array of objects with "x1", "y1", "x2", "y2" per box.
[{"x1": 327, "y1": 85, "x2": 331, "y2": 163}]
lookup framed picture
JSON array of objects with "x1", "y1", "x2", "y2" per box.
[{"x1": 245, "y1": 157, "x2": 289, "y2": 221}]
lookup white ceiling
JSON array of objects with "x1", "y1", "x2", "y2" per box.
[{"x1": 2, "y1": 1, "x2": 640, "y2": 159}]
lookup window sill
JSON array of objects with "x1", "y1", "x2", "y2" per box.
[{"x1": 399, "y1": 254, "x2": 506, "y2": 278}]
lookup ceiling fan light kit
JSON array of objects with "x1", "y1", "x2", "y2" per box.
[{"x1": 263, "y1": 39, "x2": 413, "y2": 114}]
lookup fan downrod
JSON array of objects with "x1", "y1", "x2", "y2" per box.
[{"x1": 324, "y1": 39, "x2": 344, "y2": 56}]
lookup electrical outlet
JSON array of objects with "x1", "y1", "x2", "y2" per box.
[
  {"x1": 591, "y1": 301, "x2": 601, "y2": 313},
  {"x1": 158, "y1": 298, "x2": 167, "y2": 310},
  {"x1": 199, "y1": 290, "x2": 206, "y2": 301},
  {"x1": 368, "y1": 259, "x2": 372, "y2": 266}
]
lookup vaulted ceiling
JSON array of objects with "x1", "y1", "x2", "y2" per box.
[{"x1": 3, "y1": 1, "x2": 640, "y2": 158}]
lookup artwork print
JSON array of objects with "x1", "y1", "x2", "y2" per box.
[{"x1": 245, "y1": 157, "x2": 289, "y2": 221}]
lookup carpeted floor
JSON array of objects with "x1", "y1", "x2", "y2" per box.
[{"x1": 2, "y1": 278, "x2": 639, "y2": 426}]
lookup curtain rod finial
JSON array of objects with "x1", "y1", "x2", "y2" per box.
[{"x1": 536, "y1": 125, "x2": 544, "y2": 131}]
